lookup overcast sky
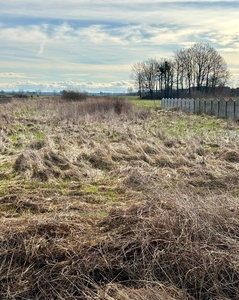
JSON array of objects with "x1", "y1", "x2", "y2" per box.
[{"x1": 0, "y1": 0, "x2": 238, "y2": 93}]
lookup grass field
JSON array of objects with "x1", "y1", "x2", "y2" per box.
[
  {"x1": 125, "y1": 95, "x2": 161, "y2": 109},
  {"x1": 0, "y1": 96, "x2": 239, "y2": 299}
]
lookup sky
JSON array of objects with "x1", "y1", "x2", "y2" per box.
[{"x1": 0, "y1": 0, "x2": 239, "y2": 93}]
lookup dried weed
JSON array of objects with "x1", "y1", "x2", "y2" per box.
[{"x1": 0, "y1": 97, "x2": 239, "y2": 299}]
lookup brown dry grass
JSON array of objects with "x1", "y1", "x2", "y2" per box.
[{"x1": 0, "y1": 96, "x2": 239, "y2": 299}]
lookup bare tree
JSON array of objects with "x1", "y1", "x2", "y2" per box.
[
  {"x1": 158, "y1": 59, "x2": 174, "y2": 98},
  {"x1": 130, "y1": 62, "x2": 145, "y2": 97},
  {"x1": 173, "y1": 43, "x2": 230, "y2": 96},
  {"x1": 141, "y1": 58, "x2": 158, "y2": 99},
  {"x1": 173, "y1": 49, "x2": 186, "y2": 96},
  {"x1": 174, "y1": 48, "x2": 195, "y2": 96},
  {"x1": 208, "y1": 54, "x2": 230, "y2": 93}
]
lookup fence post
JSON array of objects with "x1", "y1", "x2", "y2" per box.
[
  {"x1": 235, "y1": 99, "x2": 239, "y2": 119},
  {"x1": 194, "y1": 98, "x2": 200, "y2": 114},
  {"x1": 219, "y1": 98, "x2": 226, "y2": 118},
  {"x1": 226, "y1": 99, "x2": 235, "y2": 119},
  {"x1": 198, "y1": 99, "x2": 205, "y2": 114},
  {"x1": 183, "y1": 98, "x2": 186, "y2": 110},
  {"x1": 190, "y1": 99, "x2": 195, "y2": 113},
  {"x1": 185, "y1": 99, "x2": 190, "y2": 111},
  {"x1": 212, "y1": 99, "x2": 219, "y2": 116},
  {"x1": 177, "y1": 98, "x2": 181, "y2": 109},
  {"x1": 205, "y1": 99, "x2": 212, "y2": 115},
  {"x1": 172, "y1": 98, "x2": 175, "y2": 108}
]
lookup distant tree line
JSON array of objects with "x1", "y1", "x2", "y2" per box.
[{"x1": 130, "y1": 43, "x2": 236, "y2": 99}]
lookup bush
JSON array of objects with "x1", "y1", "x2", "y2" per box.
[
  {"x1": 79, "y1": 97, "x2": 133, "y2": 115},
  {"x1": 61, "y1": 90, "x2": 87, "y2": 101},
  {"x1": 13, "y1": 94, "x2": 28, "y2": 99}
]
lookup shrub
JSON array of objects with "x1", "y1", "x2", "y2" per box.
[
  {"x1": 13, "y1": 94, "x2": 28, "y2": 99},
  {"x1": 61, "y1": 90, "x2": 87, "y2": 101},
  {"x1": 78, "y1": 97, "x2": 133, "y2": 115}
]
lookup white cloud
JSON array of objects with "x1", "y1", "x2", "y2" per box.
[
  {"x1": 0, "y1": 73, "x2": 28, "y2": 78},
  {"x1": 0, "y1": 0, "x2": 239, "y2": 90},
  {"x1": 38, "y1": 41, "x2": 46, "y2": 55},
  {"x1": 0, "y1": 25, "x2": 46, "y2": 44},
  {"x1": 0, "y1": 79, "x2": 132, "y2": 93}
]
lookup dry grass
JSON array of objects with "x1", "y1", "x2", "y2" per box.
[{"x1": 0, "y1": 96, "x2": 239, "y2": 299}]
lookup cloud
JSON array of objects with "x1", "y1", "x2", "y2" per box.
[
  {"x1": 0, "y1": 0, "x2": 238, "y2": 91},
  {"x1": 38, "y1": 41, "x2": 45, "y2": 55},
  {"x1": 0, "y1": 73, "x2": 28, "y2": 78},
  {"x1": 0, "y1": 79, "x2": 132, "y2": 92},
  {"x1": 0, "y1": 25, "x2": 46, "y2": 44}
]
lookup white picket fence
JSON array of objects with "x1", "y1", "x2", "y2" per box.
[{"x1": 162, "y1": 98, "x2": 239, "y2": 119}]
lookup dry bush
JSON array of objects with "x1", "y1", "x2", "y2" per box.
[
  {"x1": 61, "y1": 90, "x2": 87, "y2": 101},
  {"x1": 76, "y1": 97, "x2": 134, "y2": 116},
  {"x1": 35, "y1": 96, "x2": 136, "y2": 124}
]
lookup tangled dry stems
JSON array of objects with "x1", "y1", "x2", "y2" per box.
[{"x1": 0, "y1": 96, "x2": 239, "y2": 299}]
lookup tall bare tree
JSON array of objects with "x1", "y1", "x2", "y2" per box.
[
  {"x1": 208, "y1": 53, "x2": 230, "y2": 93},
  {"x1": 158, "y1": 59, "x2": 174, "y2": 98},
  {"x1": 141, "y1": 58, "x2": 158, "y2": 99},
  {"x1": 173, "y1": 49, "x2": 185, "y2": 96},
  {"x1": 130, "y1": 62, "x2": 145, "y2": 97}
]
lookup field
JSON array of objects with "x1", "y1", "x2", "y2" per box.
[
  {"x1": 125, "y1": 96, "x2": 161, "y2": 109},
  {"x1": 0, "y1": 96, "x2": 239, "y2": 299}
]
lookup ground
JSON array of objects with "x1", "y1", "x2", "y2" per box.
[{"x1": 0, "y1": 96, "x2": 239, "y2": 299}]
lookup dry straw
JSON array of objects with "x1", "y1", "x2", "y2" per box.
[{"x1": 0, "y1": 96, "x2": 239, "y2": 299}]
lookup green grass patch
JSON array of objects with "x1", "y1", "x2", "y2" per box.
[
  {"x1": 126, "y1": 97, "x2": 161, "y2": 109},
  {"x1": 33, "y1": 131, "x2": 45, "y2": 140},
  {"x1": 13, "y1": 106, "x2": 36, "y2": 118},
  {"x1": 86, "y1": 184, "x2": 99, "y2": 194},
  {"x1": 0, "y1": 162, "x2": 14, "y2": 169},
  {"x1": 152, "y1": 113, "x2": 224, "y2": 139},
  {"x1": 83, "y1": 184, "x2": 119, "y2": 203},
  {"x1": 124, "y1": 96, "x2": 140, "y2": 101}
]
